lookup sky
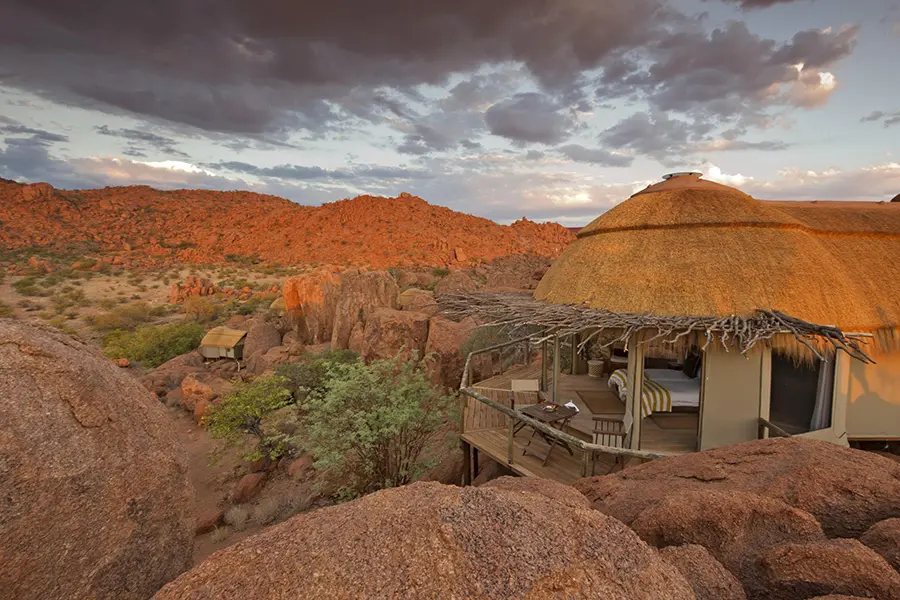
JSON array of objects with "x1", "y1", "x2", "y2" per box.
[{"x1": 1, "y1": 0, "x2": 899, "y2": 225}]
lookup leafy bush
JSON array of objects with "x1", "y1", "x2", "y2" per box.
[
  {"x1": 182, "y1": 296, "x2": 219, "y2": 322},
  {"x1": 301, "y1": 355, "x2": 456, "y2": 499},
  {"x1": 12, "y1": 276, "x2": 47, "y2": 297},
  {"x1": 0, "y1": 302, "x2": 12, "y2": 318},
  {"x1": 205, "y1": 375, "x2": 295, "y2": 462},
  {"x1": 431, "y1": 267, "x2": 450, "y2": 278},
  {"x1": 103, "y1": 322, "x2": 204, "y2": 367},
  {"x1": 236, "y1": 293, "x2": 277, "y2": 316},
  {"x1": 273, "y1": 349, "x2": 359, "y2": 400},
  {"x1": 90, "y1": 301, "x2": 168, "y2": 332}
]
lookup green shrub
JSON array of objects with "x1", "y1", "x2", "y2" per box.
[
  {"x1": 12, "y1": 276, "x2": 47, "y2": 297},
  {"x1": 0, "y1": 302, "x2": 12, "y2": 318},
  {"x1": 182, "y1": 296, "x2": 219, "y2": 322},
  {"x1": 236, "y1": 293, "x2": 277, "y2": 316},
  {"x1": 274, "y1": 349, "x2": 359, "y2": 400},
  {"x1": 205, "y1": 375, "x2": 295, "y2": 462},
  {"x1": 103, "y1": 322, "x2": 205, "y2": 367},
  {"x1": 431, "y1": 268, "x2": 450, "y2": 278},
  {"x1": 301, "y1": 355, "x2": 456, "y2": 499},
  {"x1": 90, "y1": 301, "x2": 167, "y2": 332}
]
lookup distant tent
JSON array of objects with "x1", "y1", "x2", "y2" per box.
[{"x1": 199, "y1": 326, "x2": 247, "y2": 359}]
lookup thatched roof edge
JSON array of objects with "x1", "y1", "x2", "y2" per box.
[{"x1": 439, "y1": 292, "x2": 874, "y2": 364}]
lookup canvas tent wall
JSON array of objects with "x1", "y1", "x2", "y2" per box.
[{"x1": 200, "y1": 327, "x2": 247, "y2": 359}]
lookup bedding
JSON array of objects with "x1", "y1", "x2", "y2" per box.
[{"x1": 608, "y1": 368, "x2": 701, "y2": 417}]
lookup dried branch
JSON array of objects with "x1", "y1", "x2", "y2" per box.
[{"x1": 438, "y1": 293, "x2": 873, "y2": 364}]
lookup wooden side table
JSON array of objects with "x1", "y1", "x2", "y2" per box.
[{"x1": 519, "y1": 403, "x2": 578, "y2": 465}]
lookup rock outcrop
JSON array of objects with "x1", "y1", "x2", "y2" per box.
[
  {"x1": 433, "y1": 270, "x2": 477, "y2": 295},
  {"x1": 659, "y1": 544, "x2": 747, "y2": 600},
  {"x1": 630, "y1": 489, "x2": 825, "y2": 592},
  {"x1": 154, "y1": 480, "x2": 693, "y2": 600},
  {"x1": 397, "y1": 288, "x2": 438, "y2": 314},
  {"x1": 756, "y1": 539, "x2": 900, "y2": 600},
  {"x1": 242, "y1": 322, "x2": 282, "y2": 361},
  {"x1": 860, "y1": 518, "x2": 900, "y2": 572},
  {"x1": 330, "y1": 270, "x2": 400, "y2": 348},
  {"x1": 424, "y1": 315, "x2": 478, "y2": 388},
  {"x1": 282, "y1": 267, "x2": 343, "y2": 344},
  {"x1": 356, "y1": 307, "x2": 430, "y2": 362},
  {"x1": 140, "y1": 350, "x2": 207, "y2": 397},
  {"x1": 0, "y1": 320, "x2": 193, "y2": 600},
  {"x1": 575, "y1": 437, "x2": 900, "y2": 538}
]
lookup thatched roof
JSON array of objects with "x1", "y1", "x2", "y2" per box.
[
  {"x1": 200, "y1": 326, "x2": 247, "y2": 349},
  {"x1": 534, "y1": 173, "x2": 900, "y2": 352}
]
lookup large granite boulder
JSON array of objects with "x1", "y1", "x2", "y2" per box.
[
  {"x1": 330, "y1": 270, "x2": 400, "y2": 349},
  {"x1": 357, "y1": 307, "x2": 429, "y2": 362},
  {"x1": 242, "y1": 321, "x2": 282, "y2": 361},
  {"x1": 630, "y1": 489, "x2": 825, "y2": 593},
  {"x1": 140, "y1": 350, "x2": 206, "y2": 397},
  {"x1": 0, "y1": 320, "x2": 194, "y2": 600},
  {"x1": 659, "y1": 544, "x2": 747, "y2": 600},
  {"x1": 433, "y1": 270, "x2": 477, "y2": 295},
  {"x1": 154, "y1": 480, "x2": 694, "y2": 600},
  {"x1": 424, "y1": 315, "x2": 478, "y2": 388},
  {"x1": 756, "y1": 539, "x2": 900, "y2": 600},
  {"x1": 860, "y1": 518, "x2": 900, "y2": 572},
  {"x1": 575, "y1": 437, "x2": 900, "y2": 538},
  {"x1": 282, "y1": 267, "x2": 342, "y2": 344}
]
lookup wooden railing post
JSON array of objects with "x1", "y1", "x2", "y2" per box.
[{"x1": 507, "y1": 420, "x2": 515, "y2": 466}]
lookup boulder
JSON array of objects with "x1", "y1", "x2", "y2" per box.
[
  {"x1": 860, "y1": 518, "x2": 900, "y2": 572},
  {"x1": 282, "y1": 267, "x2": 343, "y2": 344},
  {"x1": 180, "y1": 372, "x2": 230, "y2": 412},
  {"x1": 140, "y1": 350, "x2": 206, "y2": 397},
  {"x1": 287, "y1": 455, "x2": 314, "y2": 480},
  {"x1": 243, "y1": 322, "x2": 282, "y2": 361},
  {"x1": 575, "y1": 437, "x2": 900, "y2": 538},
  {"x1": 433, "y1": 271, "x2": 477, "y2": 295},
  {"x1": 472, "y1": 458, "x2": 515, "y2": 487},
  {"x1": 358, "y1": 308, "x2": 429, "y2": 362},
  {"x1": 246, "y1": 345, "x2": 290, "y2": 375},
  {"x1": 347, "y1": 321, "x2": 365, "y2": 355},
  {"x1": 330, "y1": 270, "x2": 399, "y2": 349},
  {"x1": 153, "y1": 480, "x2": 694, "y2": 600},
  {"x1": 424, "y1": 316, "x2": 477, "y2": 388},
  {"x1": 232, "y1": 472, "x2": 266, "y2": 504},
  {"x1": 116, "y1": 357, "x2": 131, "y2": 368},
  {"x1": 629, "y1": 489, "x2": 825, "y2": 591},
  {"x1": 756, "y1": 539, "x2": 900, "y2": 600},
  {"x1": 398, "y1": 288, "x2": 437, "y2": 314},
  {"x1": 0, "y1": 320, "x2": 193, "y2": 600},
  {"x1": 195, "y1": 509, "x2": 224, "y2": 535},
  {"x1": 659, "y1": 544, "x2": 747, "y2": 600},
  {"x1": 225, "y1": 314, "x2": 249, "y2": 330}
]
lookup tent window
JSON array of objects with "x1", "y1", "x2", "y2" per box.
[{"x1": 769, "y1": 353, "x2": 835, "y2": 434}]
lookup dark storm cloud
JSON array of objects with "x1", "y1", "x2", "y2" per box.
[
  {"x1": 0, "y1": 0, "x2": 673, "y2": 135},
  {"x1": 557, "y1": 144, "x2": 633, "y2": 167},
  {"x1": 0, "y1": 118, "x2": 69, "y2": 144},
  {"x1": 597, "y1": 21, "x2": 858, "y2": 122},
  {"x1": 713, "y1": 0, "x2": 814, "y2": 9},
  {"x1": 485, "y1": 93, "x2": 575, "y2": 144},
  {"x1": 861, "y1": 110, "x2": 900, "y2": 128},
  {"x1": 211, "y1": 161, "x2": 433, "y2": 182},
  {"x1": 95, "y1": 125, "x2": 188, "y2": 157},
  {"x1": 600, "y1": 112, "x2": 702, "y2": 160}
]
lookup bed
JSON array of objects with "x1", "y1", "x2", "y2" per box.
[{"x1": 608, "y1": 368, "x2": 701, "y2": 417}]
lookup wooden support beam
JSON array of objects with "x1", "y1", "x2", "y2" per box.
[
  {"x1": 552, "y1": 334, "x2": 561, "y2": 403},
  {"x1": 461, "y1": 440, "x2": 472, "y2": 486}
]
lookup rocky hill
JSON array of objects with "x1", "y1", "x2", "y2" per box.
[{"x1": 0, "y1": 181, "x2": 574, "y2": 267}]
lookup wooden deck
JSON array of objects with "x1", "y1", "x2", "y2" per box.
[
  {"x1": 461, "y1": 428, "x2": 618, "y2": 485},
  {"x1": 473, "y1": 363, "x2": 699, "y2": 455}
]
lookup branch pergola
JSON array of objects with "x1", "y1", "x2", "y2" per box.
[{"x1": 439, "y1": 292, "x2": 873, "y2": 364}]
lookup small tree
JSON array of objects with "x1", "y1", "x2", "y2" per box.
[
  {"x1": 301, "y1": 355, "x2": 456, "y2": 499},
  {"x1": 205, "y1": 375, "x2": 295, "y2": 462}
]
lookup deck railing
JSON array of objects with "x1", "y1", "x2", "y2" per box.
[{"x1": 460, "y1": 343, "x2": 669, "y2": 478}]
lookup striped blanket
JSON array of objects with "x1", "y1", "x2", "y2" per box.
[{"x1": 608, "y1": 369, "x2": 673, "y2": 418}]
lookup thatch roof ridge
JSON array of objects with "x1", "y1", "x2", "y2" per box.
[{"x1": 536, "y1": 175, "x2": 900, "y2": 344}]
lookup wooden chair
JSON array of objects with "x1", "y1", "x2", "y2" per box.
[{"x1": 591, "y1": 410, "x2": 633, "y2": 475}]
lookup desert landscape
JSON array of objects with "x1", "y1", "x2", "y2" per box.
[{"x1": 3, "y1": 0, "x2": 900, "y2": 598}]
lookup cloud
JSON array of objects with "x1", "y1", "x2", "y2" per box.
[
  {"x1": 211, "y1": 161, "x2": 434, "y2": 182},
  {"x1": 597, "y1": 21, "x2": 857, "y2": 124},
  {"x1": 696, "y1": 139, "x2": 791, "y2": 151},
  {"x1": 95, "y1": 125, "x2": 188, "y2": 157},
  {"x1": 485, "y1": 93, "x2": 575, "y2": 144},
  {"x1": 0, "y1": 118, "x2": 69, "y2": 144},
  {"x1": 0, "y1": 0, "x2": 673, "y2": 135},
  {"x1": 861, "y1": 110, "x2": 900, "y2": 128},
  {"x1": 556, "y1": 144, "x2": 633, "y2": 167},
  {"x1": 712, "y1": 0, "x2": 815, "y2": 9},
  {"x1": 737, "y1": 163, "x2": 900, "y2": 201}
]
